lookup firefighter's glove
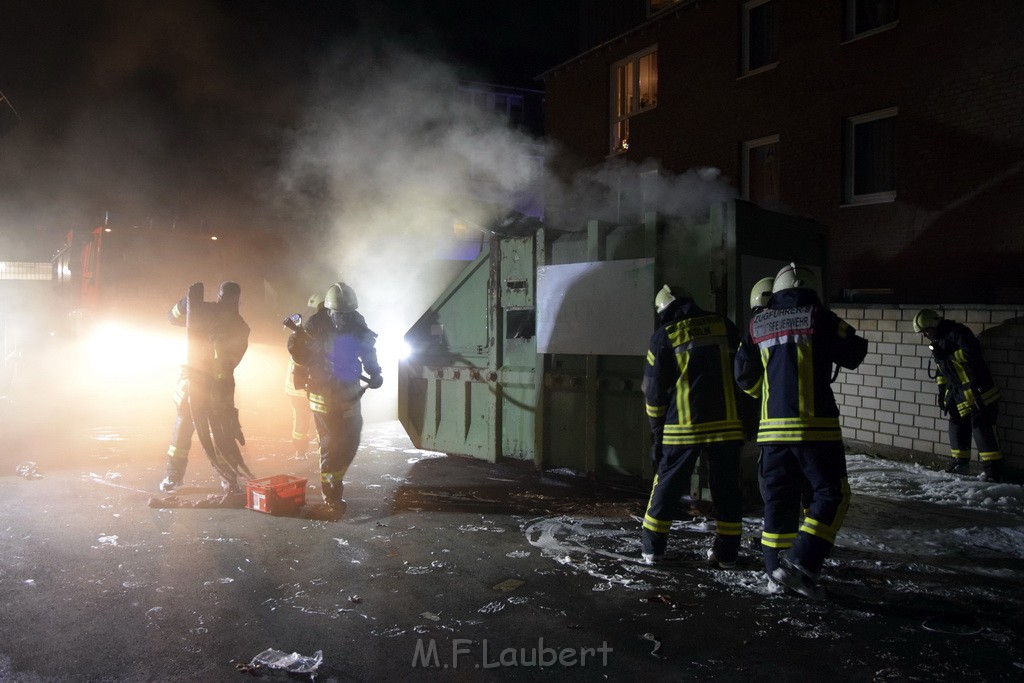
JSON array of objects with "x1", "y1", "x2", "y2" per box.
[
  {"x1": 964, "y1": 384, "x2": 981, "y2": 415},
  {"x1": 937, "y1": 385, "x2": 948, "y2": 415},
  {"x1": 367, "y1": 373, "x2": 384, "y2": 390}
]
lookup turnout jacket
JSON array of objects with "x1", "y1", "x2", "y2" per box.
[
  {"x1": 928, "y1": 319, "x2": 1000, "y2": 417},
  {"x1": 287, "y1": 307, "x2": 381, "y2": 413},
  {"x1": 169, "y1": 296, "x2": 249, "y2": 382},
  {"x1": 734, "y1": 289, "x2": 867, "y2": 444},
  {"x1": 643, "y1": 298, "x2": 744, "y2": 446}
]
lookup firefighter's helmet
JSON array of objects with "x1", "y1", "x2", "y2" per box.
[
  {"x1": 913, "y1": 309, "x2": 943, "y2": 333},
  {"x1": 750, "y1": 277, "x2": 774, "y2": 309},
  {"x1": 655, "y1": 284, "x2": 691, "y2": 314},
  {"x1": 218, "y1": 281, "x2": 241, "y2": 311},
  {"x1": 325, "y1": 282, "x2": 358, "y2": 312},
  {"x1": 772, "y1": 263, "x2": 817, "y2": 293},
  {"x1": 307, "y1": 292, "x2": 325, "y2": 309}
]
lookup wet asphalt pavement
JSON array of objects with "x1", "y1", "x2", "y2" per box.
[{"x1": 1, "y1": 413, "x2": 1023, "y2": 682}]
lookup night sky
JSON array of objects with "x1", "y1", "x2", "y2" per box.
[{"x1": 0, "y1": 0, "x2": 583, "y2": 260}]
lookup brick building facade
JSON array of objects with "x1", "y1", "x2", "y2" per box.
[
  {"x1": 539, "y1": 1, "x2": 1023, "y2": 475},
  {"x1": 541, "y1": 0, "x2": 1024, "y2": 304}
]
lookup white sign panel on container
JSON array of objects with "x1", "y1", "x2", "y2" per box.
[{"x1": 535, "y1": 258, "x2": 654, "y2": 356}]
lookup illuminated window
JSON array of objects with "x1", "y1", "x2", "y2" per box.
[
  {"x1": 741, "y1": 0, "x2": 778, "y2": 76},
  {"x1": 742, "y1": 135, "x2": 780, "y2": 206},
  {"x1": 610, "y1": 47, "x2": 658, "y2": 153},
  {"x1": 0, "y1": 262, "x2": 52, "y2": 280},
  {"x1": 843, "y1": 0, "x2": 898, "y2": 41},
  {"x1": 844, "y1": 107, "x2": 897, "y2": 205}
]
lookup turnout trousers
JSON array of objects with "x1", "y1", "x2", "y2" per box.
[
  {"x1": 289, "y1": 392, "x2": 313, "y2": 455},
  {"x1": 165, "y1": 383, "x2": 194, "y2": 483},
  {"x1": 312, "y1": 382, "x2": 364, "y2": 506},
  {"x1": 759, "y1": 441, "x2": 850, "y2": 575},
  {"x1": 642, "y1": 442, "x2": 743, "y2": 560},
  {"x1": 948, "y1": 403, "x2": 1002, "y2": 463}
]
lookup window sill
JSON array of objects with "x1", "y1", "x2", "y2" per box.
[
  {"x1": 841, "y1": 20, "x2": 899, "y2": 45},
  {"x1": 737, "y1": 61, "x2": 779, "y2": 80},
  {"x1": 840, "y1": 191, "x2": 896, "y2": 208}
]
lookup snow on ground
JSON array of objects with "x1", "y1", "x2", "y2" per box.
[{"x1": 524, "y1": 452, "x2": 1024, "y2": 603}]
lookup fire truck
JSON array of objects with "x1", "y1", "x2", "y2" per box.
[
  {"x1": 35, "y1": 223, "x2": 294, "y2": 429},
  {"x1": 52, "y1": 223, "x2": 286, "y2": 336}
]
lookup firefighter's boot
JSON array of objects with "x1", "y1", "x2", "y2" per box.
[
  {"x1": 944, "y1": 457, "x2": 970, "y2": 475},
  {"x1": 322, "y1": 481, "x2": 345, "y2": 509},
  {"x1": 160, "y1": 460, "x2": 187, "y2": 492},
  {"x1": 980, "y1": 459, "x2": 1005, "y2": 483},
  {"x1": 708, "y1": 533, "x2": 740, "y2": 569}
]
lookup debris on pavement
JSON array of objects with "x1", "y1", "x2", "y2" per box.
[
  {"x1": 245, "y1": 648, "x2": 323, "y2": 674},
  {"x1": 16, "y1": 461, "x2": 41, "y2": 479},
  {"x1": 492, "y1": 578, "x2": 525, "y2": 592},
  {"x1": 642, "y1": 594, "x2": 696, "y2": 610},
  {"x1": 642, "y1": 632, "x2": 665, "y2": 659}
]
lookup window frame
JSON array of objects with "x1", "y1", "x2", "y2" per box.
[
  {"x1": 609, "y1": 46, "x2": 658, "y2": 155},
  {"x1": 843, "y1": 107, "x2": 898, "y2": 206},
  {"x1": 842, "y1": 0, "x2": 899, "y2": 43},
  {"x1": 742, "y1": 134, "x2": 780, "y2": 205},
  {"x1": 740, "y1": 0, "x2": 779, "y2": 77}
]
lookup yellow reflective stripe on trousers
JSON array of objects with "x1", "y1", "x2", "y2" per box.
[
  {"x1": 716, "y1": 520, "x2": 742, "y2": 536},
  {"x1": 798, "y1": 479, "x2": 851, "y2": 544},
  {"x1": 979, "y1": 451, "x2": 1003, "y2": 462},
  {"x1": 760, "y1": 531, "x2": 796, "y2": 549},
  {"x1": 321, "y1": 467, "x2": 349, "y2": 485},
  {"x1": 642, "y1": 474, "x2": 672, "y2": 533}
]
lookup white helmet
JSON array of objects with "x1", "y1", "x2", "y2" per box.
[
  {"x1": 912, "y1": 309, "x2": 943, "y2": 333},
  {"x1": 654, "y1": 284, "x2": 691, "y2": 314},
  {"x1": 749, "y1": 277, "x2": 774, "y2": 309},
  {"x1": 772, "y1": 263, "x2": 817, "y2": 293},
  {"x1": 307, "y1": 292, "x2": 325, "y2": 309},
  {"x1": 325, "y1": 282, "x2": 358, "y2": 312}
]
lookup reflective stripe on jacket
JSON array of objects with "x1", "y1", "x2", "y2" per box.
[
  {"x1": 734, "y1": 289, "x2": 867, "y2": 444},
  {"x1": 643, "y1": 299, "x2": 744, "y2": 446}
]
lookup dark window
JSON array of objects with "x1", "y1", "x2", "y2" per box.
[
  {"x1": 743, "y1": 0, "x2": 778, "y2": 75},
  {"x1": 844, "y1": 0, "x2": 898, "y2": 40},
  {"x1": 844, "y1": 108, "x2": 897, "y2": 204}
]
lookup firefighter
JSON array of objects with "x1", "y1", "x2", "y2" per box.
[
  {"x1": 287, "y1": 281, "x2": 382, "y2": 513},
  {"x1": 160, "y1": 281, "x2": 250, "y2": 494},
  {"x1": 640, "y1": 284, "x2": 745, "y2": 568},
  {"x1": 734, "y1": 263, "x2": 867, "y2": 599},
  {"x1": 285, "y1": 292, "x2": 324, "y2": 458},
  {"x1": 914, "y1": 309, "x2": 1004, "y2": 482}
]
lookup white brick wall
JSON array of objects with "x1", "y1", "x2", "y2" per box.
[{"x1": 832, "y1": 304, "x2": 1024, "y2": 474}]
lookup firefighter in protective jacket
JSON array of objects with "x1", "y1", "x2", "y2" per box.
[
  {"x1": 287, "y1": 281, "x2": 382, "y2": 510},
  {"x1": 640, "y1": 285, "x2": 745, "y2": 567},
  {"x1": 913, "y1": 309, "x2": 1004, "y2": 482},
  {"x1": 285, "y1": 292, "x2": 325, "y2": 457},
  {"x1": 734, "y1": 263, "x2": 867, "y2": 599},
  {"x1": 160, "y1": 281, "x2": 250, "y2": 493}
]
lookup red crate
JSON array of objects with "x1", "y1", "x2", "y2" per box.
[{"x1": 246, "y1": 475, "x2": 307, "y2": 515}]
